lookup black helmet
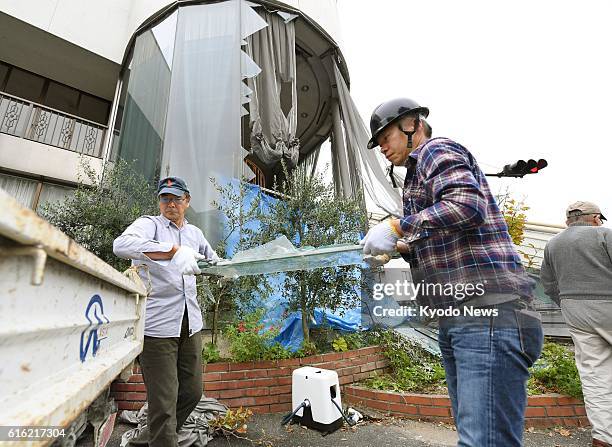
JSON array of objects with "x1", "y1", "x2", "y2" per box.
[{"x1": 367, "y1": 98, "x2": 429, "y2": 149}]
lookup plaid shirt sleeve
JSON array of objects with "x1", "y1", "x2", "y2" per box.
[{"x1": 399, "y1": 142, "x2": 488, "y2": 241}]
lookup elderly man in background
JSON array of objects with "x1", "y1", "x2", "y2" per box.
[{"x1": 541, "y1": 201, "x2": 612, "y2": 447}]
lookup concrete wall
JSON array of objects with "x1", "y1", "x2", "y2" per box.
[
  {"x1": 0, "y1": 0, "x2": 342, "y2": 65},
  {"x1": 0, "y1": 134, "x2": 103, "y2": 185}
]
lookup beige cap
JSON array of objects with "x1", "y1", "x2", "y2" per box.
[{"x1": 566, "y1": 201, "x2": 607, "y2": 221}]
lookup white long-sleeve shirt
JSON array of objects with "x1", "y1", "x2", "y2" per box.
[{"x1": 113, "y1": 214, "x2": 218, "y2": 337}]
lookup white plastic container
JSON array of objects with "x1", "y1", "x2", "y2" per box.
[{"x1": 291, "y1": 366, "x2": 342, "y2": 429}]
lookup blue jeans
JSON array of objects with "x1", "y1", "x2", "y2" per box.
[{"x1": 438, "y1": 300, "x2": 544, "y2": 447}]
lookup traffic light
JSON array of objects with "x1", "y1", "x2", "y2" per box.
[{"x1": 487, "y1": 159, "x2": 548, "y2": 178}]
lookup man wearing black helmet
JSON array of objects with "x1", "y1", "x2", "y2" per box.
[{"x1": 360, "y1": 98, "x2": 543, "y2": 446}]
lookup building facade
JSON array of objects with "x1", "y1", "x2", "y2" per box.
[{"x1": 0, "y1": 0, "x2": 356, "y2": 232}]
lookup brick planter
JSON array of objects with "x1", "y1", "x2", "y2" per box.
[
  {"x1": 344, "y1": 386, "x2": 590, "y2": 428},
  {"x1": 111, "y1": 346, "x2": 389, "y2": 413}
]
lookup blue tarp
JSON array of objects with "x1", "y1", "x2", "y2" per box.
[{"x1": 270, "y1": 308, "x2": 362, "y2": 352}]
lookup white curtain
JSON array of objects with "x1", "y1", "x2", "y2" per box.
[
  {"x1": 333, "y1": 63, "x2": 403, "y2": 217},
  {"x1": 245, "y1": 11, "x2": 299, "y2": 168},
  {"x1": 0, "y1": 173, "x2": 37, "y2": 208},
  {"x1": 162, "y1": 1, "x2": 242, "y2": 246},
  {"x1": 161, "y1": 1, "x2": 264, "y2": 246}
]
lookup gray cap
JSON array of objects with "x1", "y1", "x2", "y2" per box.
[
  {"x1": 566, "y1": 201, "x2": 606, "y2": 221},
  {"x1": 157, "y1": 176, "x2": 189, "y2": 196}
]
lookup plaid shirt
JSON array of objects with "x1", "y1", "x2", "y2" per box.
[{"x1": 400, "y1": 137, "x2": 534, "y2": 305}]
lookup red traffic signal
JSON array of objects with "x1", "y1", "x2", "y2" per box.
[{"x1": 489, "y1": 159, "x2": 548, "y2": 178}]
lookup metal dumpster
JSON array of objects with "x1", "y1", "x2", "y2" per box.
[{"x1": 0, "y1": 187, "x2": 147, "y2": 446}]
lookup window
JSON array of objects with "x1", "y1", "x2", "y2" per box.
[
  {"x1": 0, "y1": 173, "x2": 37, "y2": 208},
  {"x1": 0, "y1": 63, "x2": 9, "y2": 90},
  {"x1": 45, "y1": 82, "x2": 79, "y2": 116},
  {"x1": 78, "y1": 93, "x2": 110, "y2": 124},
  {"x1": 36, "y1": 183, "x2": 74, "y2": 212},
  {"x1": 0, "y1": 62, "x2": 111, "y2": 125},
  {"x1": 0, "y1": 172, "x2": 75, "y2": 211},
  {"x1": 4, "y1": 67, "x2": 45, "y2": 103}
]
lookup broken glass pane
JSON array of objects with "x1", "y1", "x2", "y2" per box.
[{"x1": 198, "y1": 235, "x2": 363, "y2": 278}]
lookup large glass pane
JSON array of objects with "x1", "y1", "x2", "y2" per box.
[
  {"x1": 36, "y1": 183, "x2": 74, "y2": 212},
  {"x1": 4, "y1": 68, "x2": 45, "y2": 103},
  {"x1": 0, "y1": 63, "x2": 9, "y2": 89},
  {"x1": 198, "y1": 236, "x2": 363, "y2": 277},
  {"x1": 116, "y1": 10, "x2": 177, "y2": 183},
  {"x1": 78, "y1": 93, "x2": 110, "y2": 124},
  {"x1": 162, "y1": 1, "x2": 242, "y2": 245},
  {"x1": 44, "y1": 82, "x2": 79, "y2": 115}
]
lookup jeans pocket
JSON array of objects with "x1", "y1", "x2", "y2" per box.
[{"x1": 514, "y1": 308, "x2": 544, "y2": 366}]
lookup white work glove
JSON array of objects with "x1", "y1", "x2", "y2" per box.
[
  {"x1": 364, "y1": 253, "x2": 392, "y2": 267},
  {"x1": 360, "y1": 220, "x2": 401, "y2": 256},
  {"x1": 172, "y1": 246, "x2": 207, "y2": 275}
]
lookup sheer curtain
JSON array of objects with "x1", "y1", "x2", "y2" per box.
[
  {"x1": 245, "y1": 10, "x2": 299, "y2": 168},
  {"x1": 0, "y1": 173, "x2": 37, "y2": 208},
  {"x1": 333, "y1": 63, "x2": 403, "y2": 217},
  {"x1": 161, "y1": 1, "x2": 245, "y2": 245}
]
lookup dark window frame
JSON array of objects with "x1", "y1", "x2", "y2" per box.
[{"x1": 0, "y1": 60, "x2": 111, "y2": 124}]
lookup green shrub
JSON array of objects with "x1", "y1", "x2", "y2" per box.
[
  {"x1": 363, "y1": 328, "x2": 446, "y2": 393},
  {"x1": 309, "y1": 325, "x2": 336, "y2": 353},
  {"x1": 344, "y1": 331, "x2": 366, "y2": 350},
  {"x1": 41, "y1": 159, "x2": 158, "y2": 271},
  {"x1": 364, "y1": 331, "x2": 583, "y2": 399},
  {"x1": 224, "y1": 309, "x2": 292, "y2": 362},
  {"x1": 263, "y1": 342, "x2": 293, "y2": 360},
  {"x1": 332, "y1": 336, "x2": 348, "y2": 352},
  {"x1": 225, "y1": 309, "x2": 276, "y2": 362},
  {"x1": 295, "y1": 340, "x2": 318, "y2": 358},
  {"x1": 528, "y1": 342, "x2": 582, "y2": 398},
  {"x1": 202, "y1": 342, "x2": 221, "y2": 363}
]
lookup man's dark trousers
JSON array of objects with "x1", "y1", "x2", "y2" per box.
[{"x1": 136, "y1": 310, "x2": 203, "y2": 447}]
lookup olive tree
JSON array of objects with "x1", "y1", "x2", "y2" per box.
[
  {"x1": 41, "y1": 159, "x2": 158, "y2": 271},
  {"x1": 258, "y1": 166, "x2": 366, "y2": 342}
]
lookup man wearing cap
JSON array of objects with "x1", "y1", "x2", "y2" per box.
[
  {"x1": 113, "y1": 176, "x2": 218, "y2": 447},
  {"x1": 541, "y1": 201, "x2": 612, "y2": 447},
  {"x1": 360, "y1": 98, "x2": 543, "y2": 446}
]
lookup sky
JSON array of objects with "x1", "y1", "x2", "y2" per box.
[{"x1": 335, "y1": 0, "x2": 612, "y2": 226}]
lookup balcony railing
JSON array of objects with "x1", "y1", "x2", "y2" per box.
[{"x1": 0, "y1": 91, "x2": 106, "y2": 158}]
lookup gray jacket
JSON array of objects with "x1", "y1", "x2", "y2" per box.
[{"x1": 540, "y1": 223, "x2": 612, "y2": 304}]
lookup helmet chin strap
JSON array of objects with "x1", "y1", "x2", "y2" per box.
[
  {"x1": 389, "y1": 164, "x2": 397, "y2": 188},
  {"x1": 389, "y1": 117, "x2": 420, "y2": 188},
  {"x1": 399, "y1": 116, "x2": 420, "y2": 150}
]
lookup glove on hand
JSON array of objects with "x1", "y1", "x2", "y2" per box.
[
  {"x1": 360, "y1": 220, "x2": 401, "y2": 256},
  {"x1": 172, "y1": 246, "x2": 207, "y2": 275},
  {"x1": 363, "y1": 253, "x2": 392, "y2": 267}
]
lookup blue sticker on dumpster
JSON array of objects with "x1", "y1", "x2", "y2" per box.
[{"x1": 79, "y1": 294, "x2": 110, "y2": 362}]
